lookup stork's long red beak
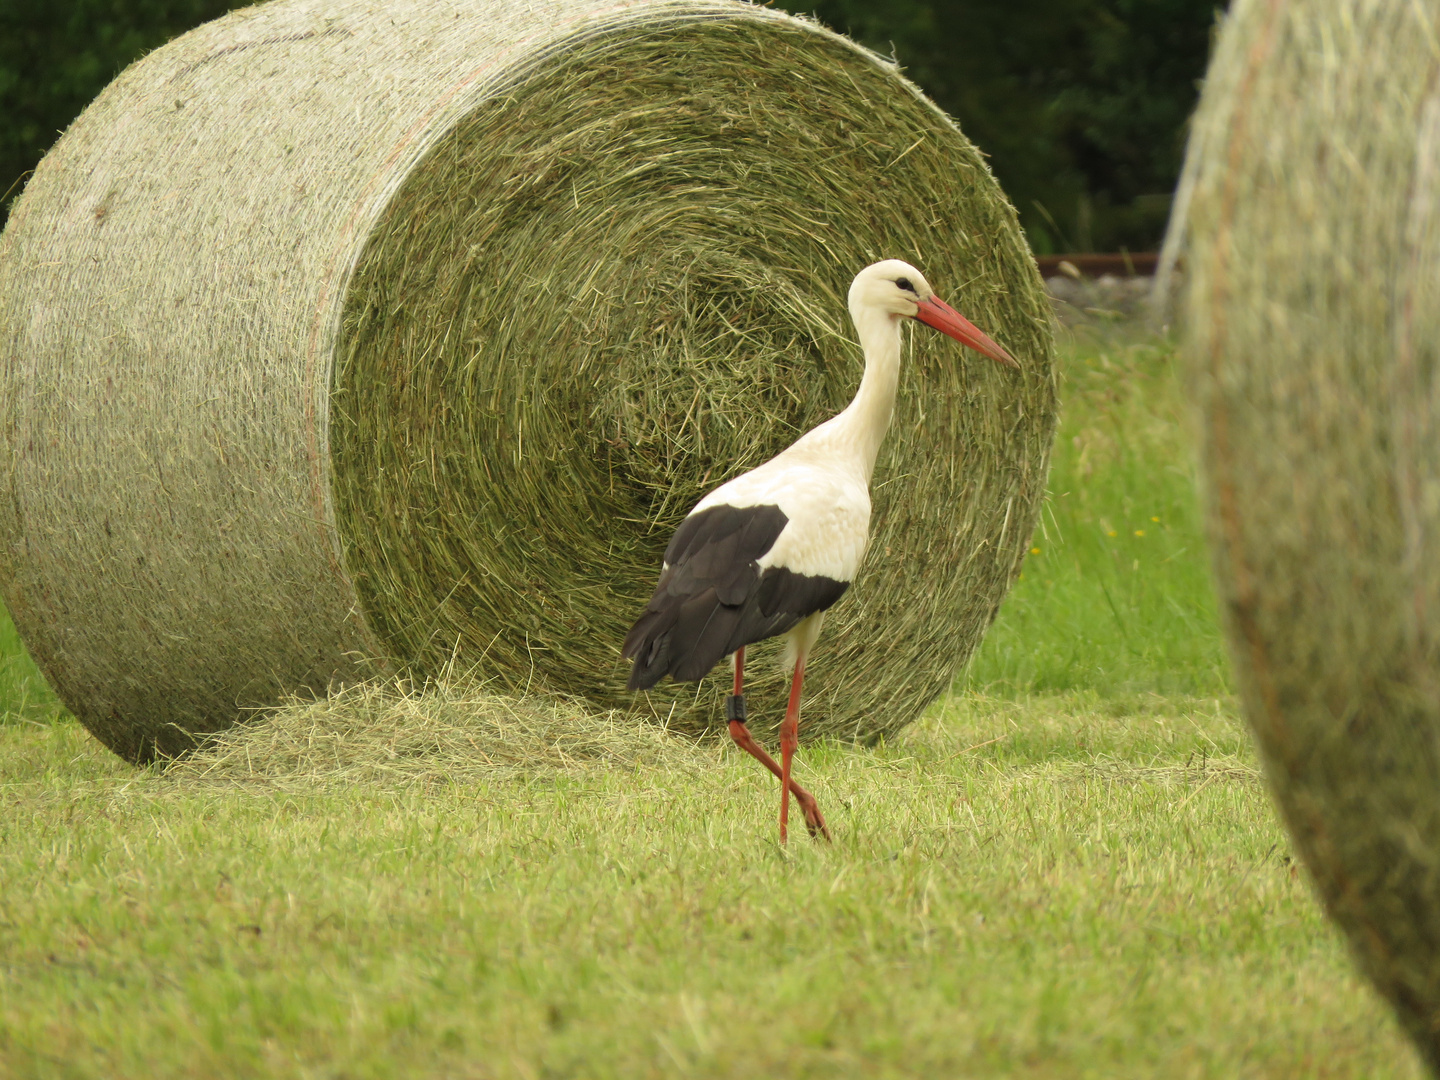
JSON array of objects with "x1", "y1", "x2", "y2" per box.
[{"x1": 914, "y1": 297, "x2": 1019, "y2": 368}]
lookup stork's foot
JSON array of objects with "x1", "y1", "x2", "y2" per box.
[
  {"x1": 728, "y1": 717, "x2": 832, "y2": 843},
  {"x1": 790, "y1": 781, "x2": 831, "y2": 842}
]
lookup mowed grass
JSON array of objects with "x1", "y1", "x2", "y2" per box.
[
  {"x1": 0, "y1": 327, "x2": 1423, "y2": 1077},
  {"x1": 0, "y1": 602, "x2": 66, "y2": 725},
  {"x1": 963, "y1": 325, "x2": 1228, "y2": 696}
]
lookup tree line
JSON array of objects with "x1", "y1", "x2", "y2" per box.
[{"x1": 0, "y1": 0, "x2": 1218, "y2": 252}]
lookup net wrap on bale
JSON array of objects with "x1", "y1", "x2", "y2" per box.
[
  {"x1": 1177, "y1": 0, "x2": 1440, "y2": 1067},
  {"x1": 0, "y1": 0, "x2": 1056, "y2": 764}
]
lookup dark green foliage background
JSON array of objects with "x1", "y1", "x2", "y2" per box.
[
  {"x1": 804, "y1": 0, "x2": 1219, "y2": 252},
  {"x1": 1, "y1": 0, "x2": 1218, "y2": 251},
  {"x1": 0, "y1": 1, "x2": 237, "y2": 207}
]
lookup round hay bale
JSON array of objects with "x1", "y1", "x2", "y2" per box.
[
  {"x1": 0, "y1": 0, "x2": 1056, "y2": 765},
  {"x1": 1178, "y1": 0, "x2": 1440, "y2": 1063}
]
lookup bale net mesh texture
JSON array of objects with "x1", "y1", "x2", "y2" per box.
[
  {"x1": 0, "y1": 0, "x2": 1056, "y2": 765},
  {"x1": 1178, "y1": 0, "x2": 1440, "y2": 1067}
]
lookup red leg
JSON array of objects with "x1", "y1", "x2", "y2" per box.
[
  {"x1": 779, "y1": 656, "x2": 805, "y2": 845},
  {"x1": 725, "y1": 647, "x2": 829, "y2": 841},
  {"x1": 727, "y1": 721, "x2": 829, "y2": 841}
]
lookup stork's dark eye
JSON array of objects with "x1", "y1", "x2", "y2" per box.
[{"x1": 896, "y1": 277, "x2": 916, "y2": 293}]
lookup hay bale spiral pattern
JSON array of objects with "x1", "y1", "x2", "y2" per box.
[
  {"x1": 1179, "y1": 0, "x2": 1440, "y2": 1064},
  {"x1": 0, "y1": 0, "x2": 1055, "y2": 763}
]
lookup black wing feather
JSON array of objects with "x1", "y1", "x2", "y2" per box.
[{"x1": 623, "y1": 503, "x2": 850, "y2": 690}]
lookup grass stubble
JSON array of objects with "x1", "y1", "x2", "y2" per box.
[{"x1": 0, "y1": 329, "x2": 1422, "y2": 1077}]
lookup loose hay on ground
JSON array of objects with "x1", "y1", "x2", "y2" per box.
[
  {"x1": 168, "y1": 679, "x2": 707, "y2": 786},
  {"x1": 0, "y1": 0, "x2": 1055, "y2": 764}
]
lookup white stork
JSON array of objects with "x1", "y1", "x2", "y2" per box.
[{"x1": 623, "y1": 259, "x2": 1018, "y2": 842}]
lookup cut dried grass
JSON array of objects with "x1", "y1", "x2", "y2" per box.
[
  {"x1": 0, "y1": 0, "x2": 1055, "y2": 765},
  {"x1": 332, "y1": 18, "x2": 1056, "y2": 744},
  {"x1": 1176, "y1": 0, "x2": 1440, "y2": 1067},
  {"x1": 167, "y1": 678, "x2": 706, "y2": 787}
]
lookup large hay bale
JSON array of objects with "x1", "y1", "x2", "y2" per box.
[
  {"x1": 0, "y1": 0, "x2": 1056, "y2": 765},
  {"x1": 1178, "y1": 0, "x2": 1440, "y2": 1066}
]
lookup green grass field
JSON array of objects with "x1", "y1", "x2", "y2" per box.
[
  {"x1": 962, "y1": 328, "x2": 1228, "y2": 697},
  {"x1": 0, "y1": 327, "x2": 1423, "y2": 1078}
]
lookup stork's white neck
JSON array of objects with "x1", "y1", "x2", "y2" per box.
[{"x1": 826, "y1": 304, "x2": 905, "y2": 484}]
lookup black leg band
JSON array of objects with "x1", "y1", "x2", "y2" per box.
[{"x1": 725, "y1": 694, "x2": 747, "y2": 723}]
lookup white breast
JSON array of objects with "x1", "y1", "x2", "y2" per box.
[{"x1": 693, "y1": 446, "x2": 872, "y2": 583}]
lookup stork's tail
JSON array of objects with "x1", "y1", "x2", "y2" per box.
[{"x1": 622, "y1": 611, "x2": 672, "y2": 691}]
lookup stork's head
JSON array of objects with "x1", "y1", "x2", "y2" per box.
[{"x1": 848, "y1": 259, "x2": 1019, "y2": 368}]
